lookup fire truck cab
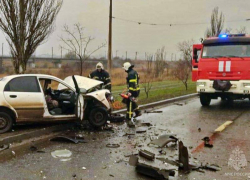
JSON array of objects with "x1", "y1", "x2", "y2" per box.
[{"x1": 192, "y1": 34, "x2": 250, "y2": 106}]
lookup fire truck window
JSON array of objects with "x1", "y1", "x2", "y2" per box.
[{"x1": 202, "y1": 44, "x2": 250, "y2": 58}]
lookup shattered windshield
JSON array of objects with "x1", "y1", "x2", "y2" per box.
[{"x1": 202, "y1": 44, "x2": 250, "y2": 58}]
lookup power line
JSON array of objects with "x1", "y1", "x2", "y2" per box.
[{"x1": 112, "y1": 16, "x2": 248, "y2": 27}]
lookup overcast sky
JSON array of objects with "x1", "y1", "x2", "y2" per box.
[{"x1": 0, "y1": 0, "x2": 250, "y2": 60}]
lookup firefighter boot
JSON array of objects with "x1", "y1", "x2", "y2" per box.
[
  {"x1": 134, "y1": 109, "x2": 142, "y2": 118},
  {"x1": 125, "y1": 119, "x2": 135, "y2": 128}
]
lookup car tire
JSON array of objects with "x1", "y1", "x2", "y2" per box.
[
  {"x1": 0, "y1": 112, "x2": 13, "y2": 134},
  {"x1": 200, "y1": 94, "x2": 211, "y2": 106},
  {"x1": 109, "y1": 113, "x2": 126, "y2": 123},
  {"x1": 89, "y1": 107, "x2": 108, "y2": 127}
]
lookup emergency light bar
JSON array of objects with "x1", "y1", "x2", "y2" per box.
[
  {"x1": 219, "y1": 34, "x2": 227, "y2": 38},
  {"x1": 219, "y1": 34, "x2": 246, "y2": 38}
]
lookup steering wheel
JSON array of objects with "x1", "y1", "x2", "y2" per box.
[{"x1": 61, "y1": 89, "x2": 74, "y2": 96}]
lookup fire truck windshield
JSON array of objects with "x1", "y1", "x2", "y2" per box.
[{"x1": 202, "y1": 44, "x2": 250, "y2": 58}]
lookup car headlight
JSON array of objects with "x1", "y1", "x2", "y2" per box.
[
  {"x1": 105, "y1": 93, "x2": 114, "y2": 102},
  {"x1": 243, "y1": 83, "x2": 250, "y2": 88},
  {"x1": 197, "y1": 82, "x2": 206, "y2": 87}
]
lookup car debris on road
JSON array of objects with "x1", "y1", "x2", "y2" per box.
[
  {"x1": 202, "y1": 137, "x2": 213, "y2": 148},
  {"x1": 50, "y1": 135, "x2": 87, "y2": 144},
  {"x1": 148, "y1": 134, "x2": 178, "y2": 148}
]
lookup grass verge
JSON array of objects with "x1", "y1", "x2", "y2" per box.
[{"x1": 112, "y1": 80, "x2": 196, "y2": 109}]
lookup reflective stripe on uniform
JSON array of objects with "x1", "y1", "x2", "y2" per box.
[
  {"x1": 127, "y1": 111, "x2": 133, "y2": 114},
  {"x1": 129, "y1": 79, "x2": 137, "y2": 82},
  {"x1": 129, "y1": 87, "x2": 140, "y2": 91},
  {"x1": 129, "y1": 102, "x2": 132, "y2": 118}
]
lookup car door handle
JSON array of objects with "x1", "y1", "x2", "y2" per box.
[{"x1": 9, "y1": 95, "x2": 17, "y2": 98}]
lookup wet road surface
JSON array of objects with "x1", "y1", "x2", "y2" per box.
[{"x1": 1, "y1": 97, "x2": 250, "y2": 180}]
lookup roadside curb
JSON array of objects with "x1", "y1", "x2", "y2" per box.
[
  {"x1": 113, "y1": 93, "x2": 198, "y2": 114},
  {"x1": 0, "y1": 123, "x2": 74, "y2": 146}
]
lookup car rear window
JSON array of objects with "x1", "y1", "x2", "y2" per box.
[{"x1": 4, "y1": 76, "x2": 41, "y2": 92}]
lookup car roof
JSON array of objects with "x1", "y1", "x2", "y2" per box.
[{"x1": 3, "y1": 74, "x2": 62, "y2": 80}]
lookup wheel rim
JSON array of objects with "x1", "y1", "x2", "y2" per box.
[
  {"x1": 94, "y1": 112, "x2": 104, "y2": 123},
  {"x1": 0, "y1": 117, "x2": 7, "y2": 129}
]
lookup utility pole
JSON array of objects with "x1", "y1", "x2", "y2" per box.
[
  {"x1": 116, "y1": 50, "x2": 118, "y2": 57},
  {"x1": 0, "y1": 43, "x2": 3, "y2": 71},
  {"x1": 108, "y1": 0, "x2": 112, "y2": 74},
  {"x1": 2, "y1": 43, "x2": 3, "y2": 61},
  {"x1": 126, "y1": 51, "x2": 127, "y2": 60},
  {"x1": 52, "y1": 47, "x2": 53, "y2": 59},
  {"x1": 61, "y1": 47, "x2": 62, "y2": 59},
  {"x1": 135, "y1": 52, "x2": 138, "y2": 60}
]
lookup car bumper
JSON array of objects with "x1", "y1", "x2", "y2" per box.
[{"x1": 197, "y1": 80, "x2": 250, "y2": 94}]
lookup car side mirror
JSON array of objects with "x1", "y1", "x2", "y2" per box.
[
  {"x1": 193, "y1": 48, "x2": 198, "y2": 63},
  {"x1": 80, "y1": 88, "x2": 87, "y2": 94}
]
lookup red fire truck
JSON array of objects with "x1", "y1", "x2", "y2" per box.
[{"x1": 192, "y1": 34, "x2": 250, "y2": 106}]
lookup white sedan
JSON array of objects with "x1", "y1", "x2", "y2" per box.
[{"x1": 0, "y1": 74, "x2": 112, "y2": 133}]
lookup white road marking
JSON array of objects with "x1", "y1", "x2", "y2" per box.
[{"x1": 215, "y1": 121, "x2": 233, "y2": 132}]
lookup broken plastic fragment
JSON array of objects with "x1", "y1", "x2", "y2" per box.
[
  {"x1": 136, "y1": 163, "x2": 175, "y2": 179},
  {"x1": 129, "y1": 155, "x2": 138, "y2": 166},
  {"x1": 139, "y1": 150, "x2": 155, "y2": 161},
  {"x1": 51, "y1": 149, "x2": 72, "y2": 158},
  {"x1": 60, "y1": 158, "x2": 72, "y2": 162},
  {"x1": 149, "y1": 134, "x2": 178, "y2": 147},
  {"x1": 106, "y1": 144, "x2": 120, "y2": 148},
  {"x1": 136, "y1": 127, "x2": 148, "y2": 133}
]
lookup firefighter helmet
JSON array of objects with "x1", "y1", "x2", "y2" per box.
[
  {"x1": 123, "y1": 62, "x2": 133, "y2": 71},
  {"x1": 96, "y1": 62, "x2": 104, "y2": 70}
]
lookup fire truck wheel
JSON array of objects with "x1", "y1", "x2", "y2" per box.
[{"x1": 200, "y1": 94, "x2": 211, "y2": 106}]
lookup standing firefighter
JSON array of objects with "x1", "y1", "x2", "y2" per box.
[
  {"x1": 88, "y1": 62, "x2": 111, "y2": 91},
  {"x1": 123, "y1": 62, "x2": 141, "y2": 127}
]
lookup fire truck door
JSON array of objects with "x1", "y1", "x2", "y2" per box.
[{"x1": 192, "y1": 44, "x2": 202, "y2": 81}]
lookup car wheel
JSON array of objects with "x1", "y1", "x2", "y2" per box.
[
  {"x1": 200, "y1": 94, "x2": 211, "y2": 106},
  {"x1": 109, "y1": 113, "x2": 125, "y2": 123},
  {"x1": 89, "y1": 107, "x2": 108, "y2": 127},
  {"x1": 0, "y1": 112, "x2": 13, "y2": 134}
]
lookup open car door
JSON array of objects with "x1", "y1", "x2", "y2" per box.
[
  {"x1": 72, "y1": 76, "x2": 84, "y2": 120},
  {"x1": 192, "y1": 44, "x2": 202, "y2": 81}
]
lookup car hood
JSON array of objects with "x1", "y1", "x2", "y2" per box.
[{"x1": 59, "y1": 75, "x2": 103, "y2": 91}]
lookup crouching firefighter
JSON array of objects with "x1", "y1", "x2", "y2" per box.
[
  {"x1": 122, "y1": 62, "x2": 141, "y2": 127},
  {"x1": 88, "y1": 62, "x2": 111, "y2": 91}
]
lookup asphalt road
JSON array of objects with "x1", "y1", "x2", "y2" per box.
[{"x1": 1, "y1": 97, "x2": 250, "y2": 180}]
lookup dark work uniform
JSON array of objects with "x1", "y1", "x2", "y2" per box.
[
  {"x1": 88, "y1": 69, "x2": 111, "y2": 91},
  {"x1": 126, "y1": 68, "x2": 140, "y2": 120}
]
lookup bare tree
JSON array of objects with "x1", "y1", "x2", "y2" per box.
[
  {"x1": 205, "y1": 7, "x2": 225, "y2": 38},
  {"x1": 177, "y1": 40, "x2": 194, "y2": 68},
  {"x1": 154, "y1": 47, "x2": 167, "y2": 78},
  {"x1": 236, "y1": 26, "x2": 247, "y2": 34},
  {"x1": 0, "y1": 0, "x2": 62, "y2": 74},
  {"x1": 224, "y1": 27, "x2": 232, "y2": 34},
  {"x1": 64, "y1": 51, "x2": 77, "y2": 59},
  {"x1": 172, "y1": 60, "x2": 190, "y2": 90},
  {"x1": 60, "y1": 23, "x2": 106, "y2": 76},
  {"x1": 142, "y1": 54, "x2": 153, "y2": 98}
]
